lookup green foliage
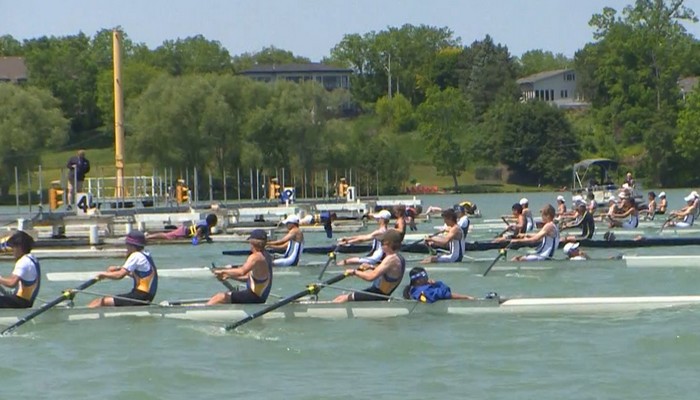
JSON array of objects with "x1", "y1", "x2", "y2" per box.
[
  {"x1": 518, "y1": 50, "x2": 572, "y2": 77},
  {"x1": 0, "y1": 83, "x2": 68, "y2": 194},
  {"x1": 232, "y1": 46, "x2": 311, "y2": 71},
  {"x1": 375, "y1": 93, "x2": 416, "y2": 132},
  {"x1": 0, "y1": 35, "x2": 23, "y2": 56},
  {"x1": 487, "y1": 101, "x2": 579, "y2": 185},
  {"x1": 417, "y1": 87, "x2": 473, "y2": 191},
  {"x1": 150, "y1": 35, "x2": 234, "y2": 76}
]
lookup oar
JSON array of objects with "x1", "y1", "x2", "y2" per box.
[
  {"x1": 318, "y1": 246, "x2": 340, "y2": 280},
  {"x1": 659, "y1": 215, "x2": 676, "y2": 234},
  {"x1": 224, "y1": 272, "x2": 351, "y2": 331},
  {"x1": 482, "y1": 242, "x2": 513, "y2": 277},
  {"x1": 1, "y1": 278, "x2": 99, "y2": 335},
  {"x1": 210, "y1": 262, "x2": 237, "y2": 291}
]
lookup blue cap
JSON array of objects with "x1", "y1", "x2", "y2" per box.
[{"x1": 247, "y1": 229, "x2": 268, "y2": 241}]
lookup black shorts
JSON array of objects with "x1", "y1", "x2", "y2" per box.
[
  {"x1": 0, "y1": 295, "x2": 31, "y2": 309},
  {"x1": 656, "y1": 210, "x2": 666, "y2": 215},
  {"x1": 114, "y1": 290, "x2": 153, "y2": 307},
  {"x1": 228, "y1": 289, "x2": 265, "y2": 304},
  {"x1": 351, "y1": 286, "x2": 389, "y2": 301}
]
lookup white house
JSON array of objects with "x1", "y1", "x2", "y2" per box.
[{"x1": 517, "y1": 69, "x2": 588, "y2": 109}]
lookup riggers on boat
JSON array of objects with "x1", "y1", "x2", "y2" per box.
[{"x1": 2, "y1": 295, "x2": 700, "y2": 329}]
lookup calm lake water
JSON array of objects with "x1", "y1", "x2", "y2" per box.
[{"x1": 3, "y1": 190, "x2": 700, "y2": 399}]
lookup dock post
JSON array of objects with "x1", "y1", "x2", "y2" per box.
[{"x1": 89, "y1": 225, "x2": 100, "y2": 246}]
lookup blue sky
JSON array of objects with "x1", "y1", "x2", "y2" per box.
[{"x1": 4, "y1": 0, "x2": 700, "y2": 60}]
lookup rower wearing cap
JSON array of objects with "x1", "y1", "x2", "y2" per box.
[
  {"x1": 509, "y1": 204, "x2": 560, "y2": 261},
  {"x1": 663, "y1": 194, "x2": 697, "y2": 229},
  {"x1": 0, "y1": 231, "x2": 40, "y2": 308},
  {"x1": 337, "y1": 209, "x2": 392, "y2": 266},
  {"x1": 657, "y1": 192, "x2": 667, "y2": 214},
  {"x1": 266, "y1": 215, "x2": 304, "y2": 266},
  {"x1": 691, "y1": 191, "x2": 700, "y2": 219},
  {"x1": 519, "y1": 198, "x2": 535, "y2": 232},
  {"x1": 89, "y1": 231, "x2": 158, "y2": 307},
  {"x1": 608, "y1": 193, "x2": 639, "y2": 229},
  {"x1": 207, "y1": 229, "x2": 274, "y2": 304},
  {"x1": 333, "y1": 230, "x2": 406, "y2": 302},
  {"x1": 563, "y1": 242, "x2": 589, "y2": 260},
  {"x1": 402, "y1": 267, "x2": 474, "y2": 303},
  {"x1": 421, "y1": 209, "x2": 464, "y2": 263},
  {"x1": 562, "y1": 200, "x2": 595, "y2": 242},
  {"x1": 556, "y1": 195, "x2": 567, "y2": 217},
  {"x1": 454, "y1": 204, "x2": 470, "y2": 236}
]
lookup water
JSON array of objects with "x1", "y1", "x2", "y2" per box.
[{"x1": 3, "y1": 190, "x2": 700, "y2": 399}]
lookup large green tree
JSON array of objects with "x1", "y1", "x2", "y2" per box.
[
  {"x1": 0, "y1": 84, "x2": 69, "y2": 194},
  {"x1": 518, "y1": 50, "x2": 572, "y2": 77}
]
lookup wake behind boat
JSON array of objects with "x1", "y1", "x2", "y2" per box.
[{"x1": 2, "y1": 295, "x2": 700, "y2": 329}]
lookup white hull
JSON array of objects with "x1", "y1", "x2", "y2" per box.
[
  {"x1": 45, "y1": 255, "x2": 700, "y2": 282},
  {"x1": 0, "y1": 247, "x2": 126, "y2": 261},
  {"x1": 2, "y1": 296, "x2": 700, "y2": 328}
]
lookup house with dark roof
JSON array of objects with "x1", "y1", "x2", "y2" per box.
[
  {"x1": 517, "y1": 69, "x2": 588, "y2": 109},
  {"x1": 240, "y1": 63, "x2": 352, "y2": 90},
  {"x1": 0, "y1": 57, "x2": 28, "y2": 83}
]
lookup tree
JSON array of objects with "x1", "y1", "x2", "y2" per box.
[
  {"x1": 150, "y1": 35, "x2": 234, "y2": 75},
  {"x1": 0, "y1": 35, "x2": 22, "y2": 56},
  {"x1": 518, "y1": 50, "x2": 572, "y2": 77},
  {"x1": 416, "y1": 87, "x2": 473, "y2": 191},
  {"x1": 487, "y1": 101, "x2": 579, "y2": 185},
  {"x1": 232, "y1": 46, "x2": 311, "y2": 72},
  {"x1": 0, "y1": 84, "x2": 69, "y2": 195},
  {"x1": 375, "y1": 93, "x2": 415, "y2": 132}
]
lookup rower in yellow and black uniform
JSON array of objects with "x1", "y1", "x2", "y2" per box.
[
  {"x1": 0, "y1": 231, "x2": 40, "y2": 308},
  {"x1": 333, "y1": 230, "x2": 406, "y2": 302},
  {"x1": 89, "y1": 231, "x2": 158, "y2": 307},
  {"x1": 208, "y1": 229, "x2": 274, "y2": 304}
]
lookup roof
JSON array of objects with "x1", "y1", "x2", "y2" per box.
[
  {"x1": 241, "y1": 63, "x2": 353, "y2": 74},
  {"x1": 679, "y1": 76, "x2": 699, "y2": 93},
  {"x1": 0, "y1": 57, "x2": 27, "y2": 81},
  {"x1": 517, "y1": 69, "x2": 571, "y2": 84},
  {"x1": 573, "y1": 158, "x2": 619, "y2": 171}
]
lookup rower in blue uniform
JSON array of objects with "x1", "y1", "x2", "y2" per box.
[
  {"x1": 509, "y1": 204, "x2": 560, "y2": 261},
  {"x1": 402, "y1": 267, "x2": 474, "y2": 303},
  {"x1": 519, "y1": 198, "x2": 535, "y2": 232},
  {"x1": 608, "y1": 193, "x2": 639, "y2": 229},
  {"x1": 422, "y1": 209, "x2": 464, "y2": 264},
  {"x1": 208, "y1": 229, "x2": 274, "y2": 304},
  {"x1": 89, "y1": 231, "x2": 158, "y2": 307},
  {"x1": 562, "y1": 200, "x2": 595, "y2": 242},
  {"x1": 0, "y1": 231, "x2": 40, "y2": 308},
  {"x1": 337, "y1": 210, "x2": 392, "y2": 266},
  {"x1": 334, "y1": 230, "x2": 406, "y2": 302},
  {"x1": 266, "y1": 215, "x2": 304, "y2": 266},
  {"x1": 454, "y1": 204, "x2": 470, "y2": 237},
  {"x1": 663, "y1": 194, "x2": 697, "y2": 229}
]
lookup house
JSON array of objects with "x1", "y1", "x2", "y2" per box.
[
  {"x1": 240, "y1": 63, "x2": 352, "y2": 91},
  {"x1": 679, "y1": 76, "x2": 698, "y2": 102},
  {"x1": 0, "y1": 57, "x2": 28, "y2": 83},
  {"x1": 517, "y1": 69, "x2": 588, "y2": 109}
]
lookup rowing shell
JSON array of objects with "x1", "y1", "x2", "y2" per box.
[
  {"x1": 0, "y1": 247, "x2": 126, "y2": 261},
  {"x1": 2, "y1": 296, "x2": 699, "y2": 328},
  {"x1": 45, "y1": 255, "x2": 700, "y2": 282}
]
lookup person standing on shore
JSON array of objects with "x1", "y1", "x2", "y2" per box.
[{"x1": 66, "y1": 150, "x2": 90, "y2": 210}]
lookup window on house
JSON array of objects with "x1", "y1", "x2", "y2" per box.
[
  {"x1": 565, "y1": 73, "x2": 575, "y2": 81},
  {"x1": 561, "y1": 90, "x2": 568, "y2": 98},
  {"x1": 545, "y1": 90, "x2": 550, "y2": 101},
  {"x1": 550, "y1": 89, "x2": 554, "y2": 100}
]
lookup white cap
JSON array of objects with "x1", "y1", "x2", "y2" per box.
[
  {"x1": 281, "y1": 215, "x2": 300, "y2": 225},
  {"x1": 519, "y1": 198, "x2": 529, "y2": 205},
  {"x1": 684, "y1": 194, "x2": 695, "y2": 202},
  {"x1": 556, "y1": 195, "x2": 565, "y2": 202},
  {"x1": 607, "y1": 196, "x2": 617, "y2": 203},
  {"x1": 373, "y1": 210, "x2": 392, "y2": 220},
  {"x1": 575, "y1": 200, "x2": 586, "y2": 208},
  {"x1": 659, "y1": 192, "x2": 666, "y2": 198},
  {"x1": 563, "y1": 242, "x2": 580, "y2": 255},
  {"x1": 572, "y1": 195, "x2": 583, "y2": 203},
  {"x1": 618, "y1": 191, "x2": 629, "y2": 199},
  {"x1": 692, "y1": 191, "x2": 699, "y2": 198}
]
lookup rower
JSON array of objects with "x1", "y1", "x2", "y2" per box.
[
  {"x1": 563, "y1": 242, "x2": 589, "y2": 260},
  {"x1": 586, "y1": 192, "x2": 597, "y2": 215},
  {"x1": 495, "y1": 203, "x2": 526, "y2": 241},
  {"x1": 519, "y1": 198, "x2": 535, "y2": 232},
  {"x1": 605, "y1": 196, "x2": 618, "y2": 221},
  {"x1": 207, "y1": 229, "x2": 273, "y2": 304},
  {"x1": 405, "y1": 207, "x2": 418, "y2": 231},
  {"x1": 608, "y1": 192, "x2": 639, "y2": 229},
  {"x1": 146, "y1": 213, "x2": 218, "y2": 244},
  {"x1": 0, "y1": 231, "x2": 40, "y2": 309},
  {"x1": 459, "y1": 201, "x2": 480, "y2": 217},
  {"x1": 562, "y1": 200, "x2": 595, "y2": 242},
  {"x1": 555, "y1": 195, "x2": 567, "y2": 218},
  {"x1": 333, "y1": 230, "x2": 406, "y2": 302},
  {"x1": 663, "y1": 194, "x2": 697, "y2": 229},
  {"x1": 421, "y1": 209, "x2": 464, "y2": 264},
  {"x1": 641, "y1": 191, "x2": 657, "y2": 221},
  {"x1": 624, "y1": 171, "x2": 636, "y2": 188},
  {"x1": 337, "y1": 210, "x2": 391, "y2": 266},
  {"x1": 509, "y1": 204, "x2": 560, "y2": 261},
  {"x1": 657, "y1": 192, "x2": 667, "y2": 214},
  {"x1": 266, "y1": 215, "x2": 304, "y2": 267},
  {"x1": 88, "y1": 231, "x2": 158, "y2": 308},
  {"x1": 402, "y1": 267, "x2": 474, "y2": 303},
  {"x1": 393, "y1": 205, "x2": 407, "y2": 240},
  {"x1": 454, "y1": 204, "x2": 471, "y2": 237}
]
